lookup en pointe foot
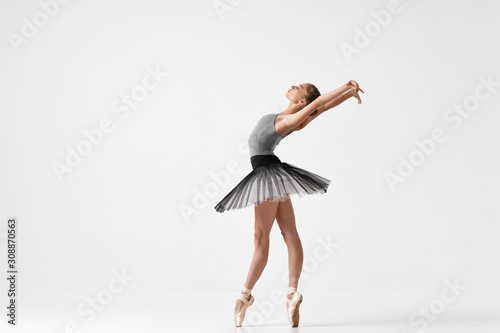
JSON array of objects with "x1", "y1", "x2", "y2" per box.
[
  {"x1": 234, "y1": 292, "x2": 255, "y2": 327},
  {"x1": 286, "y1": 291, "x2": 303, "y2": 327}
]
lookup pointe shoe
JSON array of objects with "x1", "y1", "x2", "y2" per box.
[
  {"x1": 234, "y1": 293, "x2": 255, "y2": 327},
  {"x1": 286, "y1": 291, "x2": 303, "y2": 327}
]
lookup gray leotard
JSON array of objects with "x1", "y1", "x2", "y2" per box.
[{"x1": 248, "y1": 113, "x2": 298, "y2": 157}]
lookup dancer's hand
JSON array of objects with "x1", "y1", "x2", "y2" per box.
[
  {"x1": 351, "y1": 88, "x2": 362, "y2": 104},
  {"x1": 346, "y1": 80, "x2": 364, "y2": 94}
]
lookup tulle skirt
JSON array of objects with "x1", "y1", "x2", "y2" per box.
[{"x1": 214, "y1": 154, "x2": 331, "y2": 213}]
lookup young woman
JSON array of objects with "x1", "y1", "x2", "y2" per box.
[{"x1": 214, "y1": 80, "x2": 364, "y2": 327}]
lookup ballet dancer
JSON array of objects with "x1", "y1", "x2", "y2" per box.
[{"x1": 214, "y1": 80, "x2": 363, "y2": 327}]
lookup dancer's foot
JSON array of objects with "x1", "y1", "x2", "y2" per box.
[
  {"x1": 234, "y1": 288, "x2": 255, "y2": 327},
  {"x1": 235, "y1": 292, "x2": 252, "y2": 313},
  {"x1": 286, "y1": 288, "x2": 303, "y2": 327}
]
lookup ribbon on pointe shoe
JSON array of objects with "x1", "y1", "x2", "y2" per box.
[
  {"x1": 238, "y1": 286, "x2": 252, "y2": 304},
  {"x1": 237, "y1": 292, "x2": 252, "y2": 303}
]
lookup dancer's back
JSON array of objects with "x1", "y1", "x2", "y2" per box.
[{"x1": 248, "y1": 113, "x2": 283, "y2": 158}]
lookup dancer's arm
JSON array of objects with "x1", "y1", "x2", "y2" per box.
[
  {"x1": 319, "y1": 88, "x2": 356, "y2": 113},
  {"x1": 288, "y1": 83, "x2": 353, "y2": 128},
  {"x1": 296, "y1": 89, "x2": 355, "y2": 131}
]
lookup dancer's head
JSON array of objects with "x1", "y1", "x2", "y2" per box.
[{"x1": 285, "y1": 83, "x2": 321, "y2": 115}]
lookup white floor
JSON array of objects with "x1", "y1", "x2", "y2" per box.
[{"x1": 4, "y1": 290, "x2": 500, "y2": 332}]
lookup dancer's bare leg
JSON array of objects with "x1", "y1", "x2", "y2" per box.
[
  {"x1": 275, "y1": 197, "x2": 303, "y2": 290},
  {"x1": 235, "y1": 199, "x2": 279, "y2": 313}
]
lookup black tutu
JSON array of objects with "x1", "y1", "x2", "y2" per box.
[{"x1": 214, "y1": 154, "x2": 331, "y2": 213}]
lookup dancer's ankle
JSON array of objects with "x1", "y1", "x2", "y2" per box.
[{"x1": 240, "y1": 286, "x2": 252, "y2": 298}]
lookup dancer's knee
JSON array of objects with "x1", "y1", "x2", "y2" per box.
[
  {"x1": 253, "y1": 230, "x2": 270, "y2": 249},
  {"x1": 281, "y1": 229, "x2": 299, "y2": 243}
]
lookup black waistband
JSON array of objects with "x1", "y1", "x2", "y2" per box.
[{"x1": 250, "y1": 154, "x2": 281, "y2": 170}]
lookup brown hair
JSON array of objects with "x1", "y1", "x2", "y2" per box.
[{"x1": 304, "y1": 83, "x2": 321, "y2": 116}]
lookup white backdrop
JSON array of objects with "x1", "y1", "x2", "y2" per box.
[{"x1": 1, "y1": 0, "x2": 499, "y2": 332}]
